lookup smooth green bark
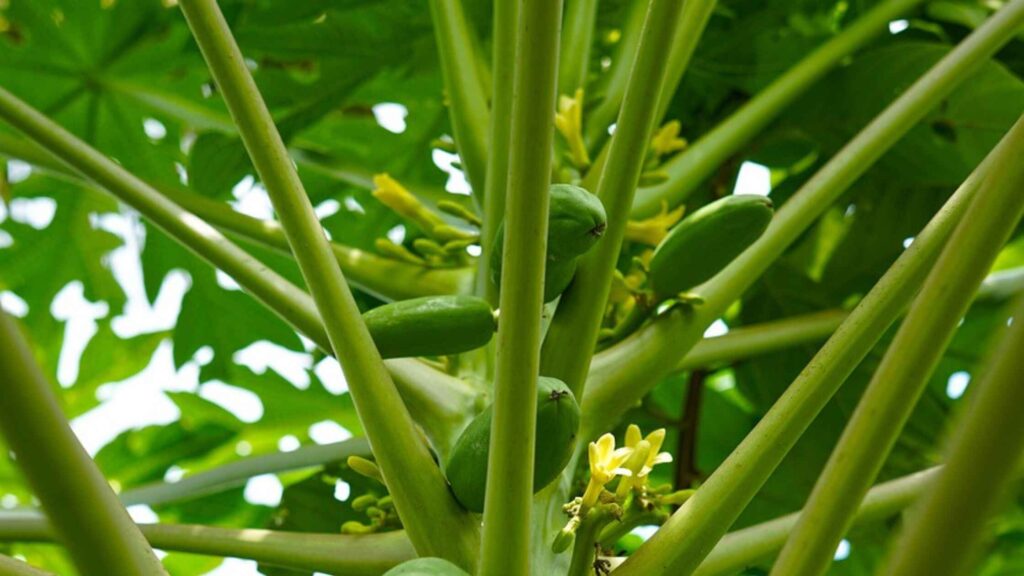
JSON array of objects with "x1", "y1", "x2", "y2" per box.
[
  {"x1": 477, "y1": 1, "x2": 562, "y2": 574},
  {"x1": 0, "y1": 313, "x2": 166, "y2": 576},
  {"x1": 178, "y1": 0, "x2": 479, "y2": 567},
  {"x1": 880, "y1": 293, "x2": 1024, "y2": 576},
  {"x1": 630, "y1": 0, "x2": 927, "y2": 217},
  {"x1": 541, "y1": 0, "x2": 686, "y2": 398},
  {"x1": 770, "y1": 111, "x2": 1024, "y2": 576}
]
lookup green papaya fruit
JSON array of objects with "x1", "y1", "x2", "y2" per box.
[
  {"x1": 363, "y1": 295, "x2": 496, "y2": 358},
  {"x1": 383, "y1": 557, "x2": 470, "y2": 576},
  {"x1": 491, "y1": 184, "x2": 607, "y2": 302},
  {"x1": 547, "y1": 183, "x2": 608, "y2": 261},
  {"x1": 445, "y1": 376, "x2": 581, "y2": 512},
  {"x1": 649, "y1": 194, "x2": 774, "y2": 298}
]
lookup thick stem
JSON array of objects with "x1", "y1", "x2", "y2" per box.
[
  {"x1": 693, "y1": 462, "x2": 1024, "y2": 576},
  {"x1": 0, "y1": 313, "x2": 166, "y2": 576},
  {"x1": 429, "y1": 0, "x2": 490, "y2": 198},
  {"x1": 540, "y1": 0, "x2": 686, "y2": 399},
  {"x1": 610, "y1": 32, "x2": 1024, "y2": 568},
  {"x1": 881, "y1": 294, "x2": 1024, "y2": 576},
  {"x1": 630, "y1": 0, "x2": 927, "y2": 217},
  {"x1": 769, "y1": 111, "x2": 1024, "y2": 576},
  {"x1": 0, "y1": 517, "x2": 415, "y2": 576},
  {"x1": 583, "y1": 0, "x2": 1024, "y2": 449},
  {"x1": 178, "y1": 1, "x2": 479, "y2": 566},
  {"x1": 558, "y1": 0, "x2": 600, "y2": 96},
  {"x1": 477, "y1": 1, "x2": 562, "y2": 574},
  {"x1": 479, "y1": 0, "x2": 518, "y2": 305}
]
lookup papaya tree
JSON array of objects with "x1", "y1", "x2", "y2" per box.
[{"x1": 0, "y1": 0, "x2": 1023, "y2": 575}]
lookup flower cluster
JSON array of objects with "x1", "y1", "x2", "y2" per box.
[{"x1": 553, "y1": 425, "x2": 675, "y2": 553}]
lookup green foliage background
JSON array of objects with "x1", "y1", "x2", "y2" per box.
[{"x1": 0, "y1": 0, "x2": 1022, "y2": 574}]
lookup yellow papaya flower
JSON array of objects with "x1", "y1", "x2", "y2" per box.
[
  {"x1": 581, "y1": 433, "x2": 633, "y2": 508},
  {"x1": 624, "y1": 424, "x2": 673, "y2": 490},
  {"x1": 626, "y1": 201, "x2": 685, "y2": 246},
  {"x1": 372, "y1": 173, "x2": 446, "y2": 234},
  {"x1": 650, "y1": 120, "x2": 688, "y2": 159},
  {"x1": 555, "y1": 88, "x2": 591, "y2": 170}
]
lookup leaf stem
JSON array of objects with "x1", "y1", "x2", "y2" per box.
[
  {"x1": 582, "y1": 0, "x2": 1024, "y2": 449},
  {"x1": 768, "y1": 110, "x2": 1024, "y2": 576},
  {"x1": 477, "y1": 0, "x2": 563, "y2": 573},
  {"x1": 587, "y1": 266, "x2": 1024, "y2": 378},
  {"x1": 120, "y1": 438, "x2": 370, "y2": 507},
  {"x1": 0, "y1": 517, "x2": 415, "y2": 576},
  {"x1": 880, "y1": 293, "x2": 1024, "y2": 576},
  {"x1": 610, "y1": 35, "x2": 1024, "y2": 568},
  {"x1": 177, "y1": 0, "x2": 479, "y2": 566},
  {"x1": 630, "y1": 0, "x2": 926, "y2": 217},
  {"x1": 0, "y1": 312, "x2": 166, "y2": 576},
  {"x1": 693, "y1": 461, "x2": 1024, "y2": 576},
  {"x1": 429, "y1": 0, "x2": 490, "y2": 198},
  {"x1": 583, "y1": 0, "x2": 716, "y2": 155},
  {"x1": 0, "y1": 132, "x2": 470, "y2": 301},
  {"x1": 540, "y1": 0, "x2": 686, "y2": 399},
  {"x1": 652, "y1": 0, "x2": 719, "y2": 123},
  {"x1": 479, "y1": 0, "x2": 518, "y2": 305},
  {"x1": 0, "y1": 87, "x2": 473, "y2": 454},
  {"x1": 558, "y1": 0, "x2": 600, "y2": 96}
]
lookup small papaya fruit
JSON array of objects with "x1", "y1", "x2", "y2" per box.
[
  {"x1": 491, "y1": 184, "x2": 607, "y2": 302},
  {"x1": 547, "y1": 183, "x2": 608, "y2": 261},
  {"x1": 363, "y1": 295, "x2": 496, "y2": 358},
  {"x1": 383, "y1": 557, "x2": 470, "y2": 576},
  {"x1": 445, "y1": 376, "x2": 581, "y2": 512},
  {"x1": 649, "y1": 194, "x2": 773, "y2": 298}
]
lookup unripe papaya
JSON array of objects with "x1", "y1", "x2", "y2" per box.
[
  {"x1": 547, "y1": 183, "x2": 607, "y2": 261},
  {"x1": 649, "y1": 194, "x2": 773, "y2": 298},
  {"x1": 445, "y1": 376, "x2": 581, "y2": 512},
  {"x1": 383, "y1": 558, "x2": 470, "y2": 576},
  {"x1": 363, "y1": 295, "x2": 496, "y2": 358},
  {"x1": 491, "y1": 184, "x2": 607, "y2": 302}
]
